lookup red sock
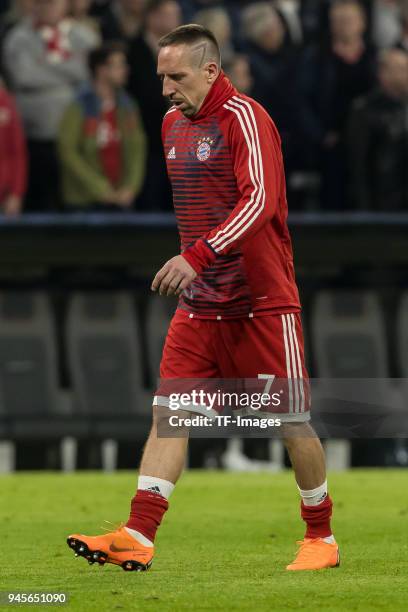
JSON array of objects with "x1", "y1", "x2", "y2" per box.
[
  {"x1": 301, "y1": 495, "x2": 333, "y2": 539},
  {"x1": 126, "y1": 490, "x2": 169, "y2": 543}
]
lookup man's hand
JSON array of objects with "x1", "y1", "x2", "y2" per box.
[
  {"x1": 115, "y1": 187, "x2": 135, "y2": 208},
  {"x1": 2, "y1": 194, "x2": 22, "y2": 217},
  {"x1": 151, "y1": 255, "x2": 197, "y2": 296},
  {"x1": 100, "y1": 188, "x2": 134, "y2": 208}
]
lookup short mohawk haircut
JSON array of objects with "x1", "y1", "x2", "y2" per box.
[{"x1": 158, "y1": 24, "x2": 221, "y2": 67}]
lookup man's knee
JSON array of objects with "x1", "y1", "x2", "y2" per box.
[
  {"x1": 282, "y1": 421, "x2": 317, "y2": 449},
  {"x1": 151, "y1": 405, "x2": 191, "y2": 436}
]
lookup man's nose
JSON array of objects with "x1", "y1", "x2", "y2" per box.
[{"x1": 162, "y1": 76, "x2": 175, "y2": 98}]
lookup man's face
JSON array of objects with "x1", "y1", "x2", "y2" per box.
[
  {"x1": 34, "y1": 0, "x2": 67, "y2": 25},
  {"x1": 157, "y1": 44, "x2": 216, "y2": 117},
  {"x1": 330, "y1": 4, "x2": 366, "y2": 38},
  {"x1": 101, "y1": 52, "x2": 129, "y2": 89}
]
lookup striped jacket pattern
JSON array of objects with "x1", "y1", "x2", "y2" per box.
[{"x1": 162, "y1": 72, "x2": 301, "y2": 319}]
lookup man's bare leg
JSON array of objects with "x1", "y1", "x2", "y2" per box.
[
  {"x1": 282, "y1": 422, "x2": 326, "y2": 489},
  {"x1": 139, "y1": 407, "x2": 189, "y2": 483}
]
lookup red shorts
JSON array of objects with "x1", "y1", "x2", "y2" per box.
[{"x1": 154, "y1": 310, "x2": 310, "y2": 422}]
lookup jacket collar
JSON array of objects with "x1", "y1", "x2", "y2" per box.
[
  {"x1": 189, "y1": 71, "x2": 237, "y2": 123},
  {"x1": 77, "y1": 83, "x2": 131, "y2": 116}
]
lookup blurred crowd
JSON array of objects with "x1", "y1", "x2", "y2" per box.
[{"x1": 0, "y1": 0, "x2": 408, "y2": 216}]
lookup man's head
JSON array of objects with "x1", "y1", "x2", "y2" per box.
[
  {"x1": 157, "y1": 24, "x2": 221, "y2": 117},
  {"x1": 14, "y1": 0, "x2": 35, "y2": 19},
  {"x1": 241, "y1": 3, "x2": 286, "y2": 53},
  {"x1": 144, "y1": 0, "x2": 181, "y2": 38},
  {"x1": 33, "y1": 0, "x2": 67, "y2": 25},
  {"x1": 329, "y1": 0, "x2": 366, "y2": 40},
  {"x1": 89, "y1": 43, "x2": 128, "y2": 89},
  {"x1": 378, "y1": 48, "x2": 408, "y2": 99}
]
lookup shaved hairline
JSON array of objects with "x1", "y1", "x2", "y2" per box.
[{"x1": 189, "y1": 39, "x2": 221, "y2": 68}]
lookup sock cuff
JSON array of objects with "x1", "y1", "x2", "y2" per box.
[
  {"x1": 298, "y1": 480, "x2": 328, "y2": 505},
  {"x1": 138, "y1": 475, "x2": 175, "y2": 500}
]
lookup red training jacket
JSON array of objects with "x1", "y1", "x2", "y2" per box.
[
  {"x1": 0, "y1": 87, "x2": 27, "y2": 203},
  {"x1": 162, "y1": 72, "x2": 300, "y2": 319}
]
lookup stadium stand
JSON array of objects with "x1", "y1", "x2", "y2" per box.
[
  {"x1": 0, "y1": 291, "x2": 80, "y2": 471},
  {"x1": 66, "y1": 292, "x2": 150, "y2": 469},
  {"x1": 312, "y1": 291, "x2": 403, "y2": 468}
]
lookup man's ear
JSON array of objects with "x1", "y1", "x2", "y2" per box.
[{"x1": 205, "y1": 61, "x2": 219, "y2": 84}]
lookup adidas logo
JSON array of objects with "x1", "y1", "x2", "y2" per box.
[
  {"x1": 167, "y1": 146, "x2": 176, "y2": 159},
  {"x1": 147, "y1": 486, "x2": 161, "y2": 494}
]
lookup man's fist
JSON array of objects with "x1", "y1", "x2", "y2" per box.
[{"x1": 151, "y1": 255, "x2": 197, "y2": 296}]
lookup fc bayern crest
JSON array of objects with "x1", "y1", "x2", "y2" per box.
[{"x1": 196, "y1": 137, "x2": 214, "y2": 161}]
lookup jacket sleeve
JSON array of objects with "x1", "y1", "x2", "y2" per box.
[
  {"x1": 57, "y1": 103, "x2": 112, "y2": 200},
  {"x1": 121, "y1": 102, "x2": 147, "y2": 196},
  {"x1": 181, "y1": 101, "x2": 282, "y2": 275}
]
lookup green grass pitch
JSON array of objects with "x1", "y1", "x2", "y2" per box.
[{"x1": 1, "y1": 469, "x2": 408, "y2": 611}]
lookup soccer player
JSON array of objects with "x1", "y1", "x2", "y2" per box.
[{"x1": 67, "y1": 25, "x2": 339, "y2": 572}]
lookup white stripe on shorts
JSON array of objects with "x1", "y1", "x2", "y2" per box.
[
  {"x1": 286, "y1": 314, "x2": 300, "y2": 413},
  {"x1": 290, "y1": 313, "x2": 305, "y2": 413},
  {"x1": 281, "y1": 314, "x2": 294, "y2": 413}
]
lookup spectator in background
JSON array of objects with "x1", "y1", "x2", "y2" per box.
[
  {"x1": 241, "y1": 2, "x2": 300, "y2": 174},
  {"x1": 2, "y1": 0, "x2": 98, "y2": 211},
  {"x1": 100, "y1": 0, "x2": 146, "y2": 42},
  {"x1": 0, "y1": 76, "x2": 27, "y2": 216},
  {"x1": 348, "y1": 48, "x2": 408, "y2": 210},
  {"x1": 275, "y1": 0, "x2": 303, "y2": 45},
  {"x1": 127, "y1": 0, "x2": 181, "y2": 210},
  {"x1": 223, "y1": 54, "x2": 253, "y2": 95},
  {"x1": 370, "y1": 0, "x2": 402, "y2": 48},
  {"x1": 58, "y1": 42, "x2": 146, "y2": 209},
  {"x1": 69, "y1": 0, "x2": 101, "y2": 40},
  {"x1": 298, "y1": 0, "x2": 377, "y2": 209},
  {"x1": 299, "y1": 0, "x2": 331, "y2": 45},
  {"x1": 0, "y1": 1, "x2": 34, "y2": 75},
  {"x1": 194, "y1": 6, "x2": 234, "y2": 64},
  {"x1": 0, "y1": 1, "x2": 34, "y2": 36}
]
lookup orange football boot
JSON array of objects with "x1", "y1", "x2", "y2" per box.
[
  {"x1": 286, "y1": 538, "x2": 340, "y2": 571},
  {"x1": 67, "y1": 526, "x2": 153, "y2": 572}
]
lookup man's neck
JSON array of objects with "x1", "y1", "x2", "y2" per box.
[{"x1": 94, "y1": 80, "x2": 116, "y2": 106}]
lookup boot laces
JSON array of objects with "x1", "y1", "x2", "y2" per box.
[{"x1": 293, "y1": 538, "x2": 322, "y2": 562}]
